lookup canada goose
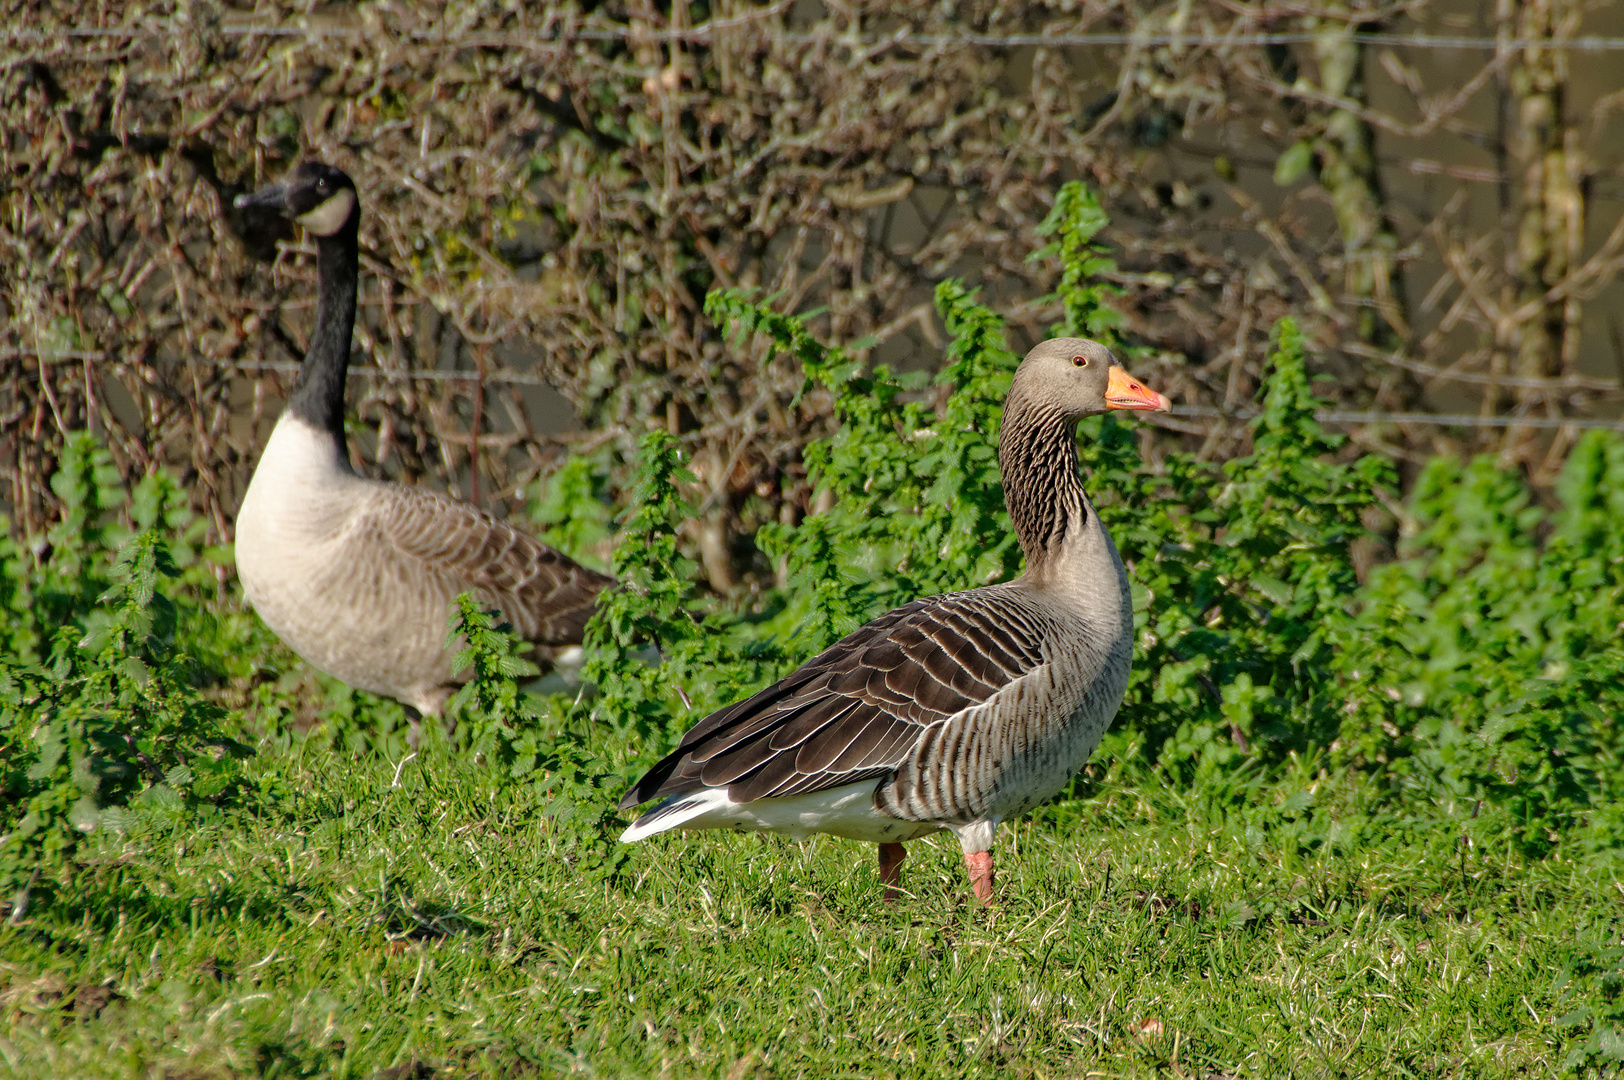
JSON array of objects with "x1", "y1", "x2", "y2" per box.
[
  {"x1": 232, "y1": 162, "x2": 612, "y2": 731},
  {"x1": 618, "y1": 339, "x2": 1170, "y2": 902}
]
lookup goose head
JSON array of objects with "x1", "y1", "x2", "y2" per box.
[
  {"x1": 1011, "y1": 338, "x2": 1171, "y2": 419},
  {"x1": 235, "y1": 162, "x2": 359, "y2": 237}
]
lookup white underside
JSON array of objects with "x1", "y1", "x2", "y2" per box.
[{"x1": 620, "y1": 780, "x2": 1000, "y2": 853}]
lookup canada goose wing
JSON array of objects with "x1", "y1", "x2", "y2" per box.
[
  {"x1": 619, "y1": 589, "x2": 1051, "y2": 808},
  {"x1": 374, "y1": 484, "x2": 613, "y2": 645}
]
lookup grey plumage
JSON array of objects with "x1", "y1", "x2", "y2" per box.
[
  {"x1": 232, "y1": 162, "x2": 611, "y2": 720},
  {"x1": 618, "y1": 338, "x2": 1171, "y2": 901}
]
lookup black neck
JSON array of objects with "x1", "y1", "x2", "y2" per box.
[
  {"x1": 286, "y1": 213, "x2": 358, "y2": 441},
  {"x1": 998, "y1": 399, "x2": 1087, "y2": 572}
]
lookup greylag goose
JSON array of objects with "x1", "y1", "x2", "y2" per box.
[
  {"x1": 618, "y1": 338, "x2": 1170, "y2": 902},
  {"x1": 232, "y1": 162, "x2": 612, "y2": 730}
]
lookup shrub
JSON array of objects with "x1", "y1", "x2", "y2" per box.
[
  {"x1": 442, "y1": 594, "x2": 631, "y2": 883},
  {"x1": 581, "y1": 428, "x2": 787, "y2": 749},
  {"x1": 708, "y1": 278, "x2": 1022, "y2": 653},
  {"x1": 445, "y1": 594, "x2": 548, "y2": 780},
  {"x1": 0, "y1": 530, "x2": 251, "y2": 913},
  {"x1": 529, "y1": 451, "x2": 616, "y2": 573},
  {"x1": 1333, "y1": 429, "x2": 1624, "y2": 853}
]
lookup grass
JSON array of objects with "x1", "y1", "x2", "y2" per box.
[
  {"x1": 11, "y1": 238, "x2": 1623, "y2": 1076},
  {"x1": 0, "y1": 716, "x2": 1599, "y2": 1079}
]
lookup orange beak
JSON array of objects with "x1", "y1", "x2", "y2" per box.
[{"x1": 1105, "y1": 365, "x2": 1172, "y2": 412}]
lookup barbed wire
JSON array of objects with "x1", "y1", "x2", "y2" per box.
[
  {"x1": 17, "y1": 352, "x2": 1622, "y2": 433},
  {"x1": 12, "y1": 23, "x2": 1624, "y2": 51},
  {"x1": 154, "y1": 357, "x2": 558, "y2": 386},
  {"x1": 1168, "y1": 406, "x2": 1624, "y2": 432},
  {"x1": 1, "y1": 351, "x2": 561, "y2": 388}
]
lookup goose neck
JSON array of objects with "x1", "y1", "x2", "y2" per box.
[
  {"x1": 286, "y1": 216, "x2": 359, "y2": 443},
  {"x1": 997, "y1": 397, "x2": 1095, "y2": 583}
]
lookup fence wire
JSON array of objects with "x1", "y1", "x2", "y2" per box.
[
  {"x1": 15, "y1": 24, "x2": 1624, "y2": 50},
  {"x1": 18, "y1": 348, "x2": 1620, "y2": 431},
  {"x1": 1168, "y1": 407, "x2": 1624, "y2": 433}
]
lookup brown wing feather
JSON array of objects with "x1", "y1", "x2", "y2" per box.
[
  {"x1": 376, "y1": 485, "x2": 613, "y2": 645},
  {"x1": 619, "y1": 588, "x2": 1051, "y2": 810}
]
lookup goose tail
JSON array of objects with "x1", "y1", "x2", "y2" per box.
[{"x1": 618, "y1": 788, "x2": 730, "y2": 843}]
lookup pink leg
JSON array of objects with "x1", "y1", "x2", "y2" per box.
[
  {"x1": 878, "y1": 842, "x2": 907, "y2": 902},
  {"x1": 963, "y1": 850, "x2": 995, "y2": 903}
]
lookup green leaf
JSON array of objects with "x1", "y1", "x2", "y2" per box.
[
  {"x1": 1251, "y1": 574, "x2": 1294, "y2": 605},
  {"x1": 1274, "y1": 140, "x2": 1315, "y2": 185},
  {"x1": 68, "y1": 796, "x2": 100, "y2": 834}
]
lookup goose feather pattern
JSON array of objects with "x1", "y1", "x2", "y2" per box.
[
  {"x1": 621, "y1": 588, "x2": 1114, "y2": 825},
  {"x1": 619, "y1": 338, "x2": 1171, "y2": 901}
]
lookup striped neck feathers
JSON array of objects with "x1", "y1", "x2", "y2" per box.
[
  {"x1": 998, "y1": 396, "x2": 1091, "y2": 577},
  {"x1": 286, "y1": 212, "x2": 359, "y2": 443}
]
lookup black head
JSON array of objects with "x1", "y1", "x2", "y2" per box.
[{"x1": 234, "y1": 161, "x2": 359, "y2": 237}]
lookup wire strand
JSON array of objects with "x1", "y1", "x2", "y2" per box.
[
  {"x1": 1168, "y1": 406, "x2": 1624, "y2": 432},
  {"x1": 12, "y1": 24, "x2": 1624, "y2": 51},
  {"x1": 10, "y1": 350, "x2": 1622, "y2": 429},
  {"x1": 129, "y1": 357, "x2": 1624, "y2": 432},
  {"x1": 6, "y1": 353, "x2": 1614, "y2": 429}
]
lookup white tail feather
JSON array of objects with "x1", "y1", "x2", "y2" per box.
[
  {"x1": 618, "y1": 779, "x2": 934, "y2": 846},
  {"x1": 618, "y1": 789, "x2": 733, "y2": 843}
]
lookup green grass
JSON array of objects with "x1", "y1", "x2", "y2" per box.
[
  {"x1": 1, "y1": 728, "x2": 1598, "y2": 1079},
  {"x1": 10, "y1": 203, "x2": 1624, "y2": 1077}
]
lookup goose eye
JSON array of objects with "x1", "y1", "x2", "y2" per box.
[{"x1": 1071, "y1": 355, "x2": 1088, "y2": 367}]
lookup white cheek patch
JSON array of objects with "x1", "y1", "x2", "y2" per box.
[{"x1": 295, "y1": 188, "x2": 356, "y2": 236}]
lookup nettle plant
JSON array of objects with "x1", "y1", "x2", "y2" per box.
[
  {"x1": 578, "y1": 429, "x2": 790, "y2": 755},
  {"x1": 707, "y1": 277, "x2": 1023, "y2": 654},
  {"x1": 0, "y1": 528, "x2": 252, "y2": 912},
  {"x1": 1085, "y1": 319, "x2": 1390, "y2": 796},
  {"x1": 0, "y1": 435, "x2": 264, "y2": 911},
  {"x1": 1335, "y1": 429, "x2": 1624, "y2": 854},
  {"x1": 528, "y1": 450, "x2": 615, "y2": 574},
  {"x1": 438, "y1": 594, "x2": 633, "y2": 882}
]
